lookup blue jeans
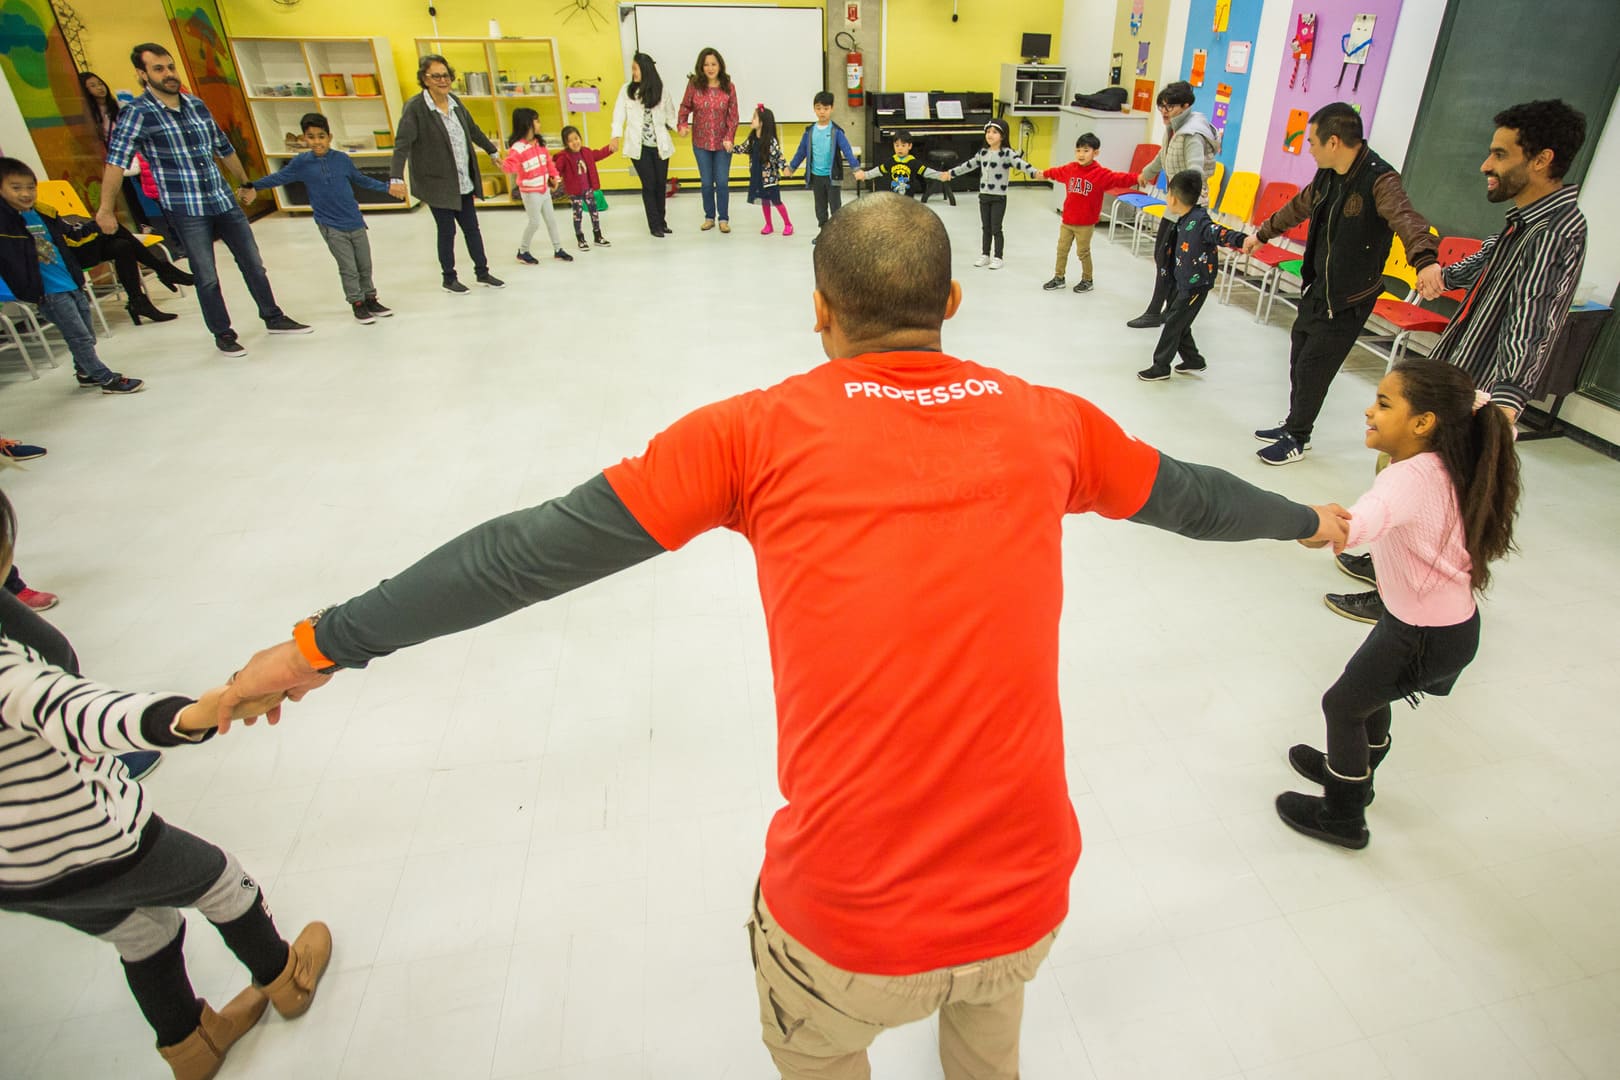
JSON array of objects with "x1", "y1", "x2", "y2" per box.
[
  {"x1": 36, "y1": 290, "x2": 114, "y2": 383},
  {"x1": 167, "y1": 205, "x2": 283, "y2": 338},
  {"x1": 693, "y1": 147, "x2": 732, "y2": 222}
]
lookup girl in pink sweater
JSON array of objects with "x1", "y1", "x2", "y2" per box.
[
  {"x1": 1279, "y1": 361, "x2": 1520, "y2": 849},
  {"x1": 502, "y1": 109, "x2": 571, "y2": 265}
]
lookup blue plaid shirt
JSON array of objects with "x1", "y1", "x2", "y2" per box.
[{"x1": 105, "y1": 91, "x2": 238, "y2": 217}]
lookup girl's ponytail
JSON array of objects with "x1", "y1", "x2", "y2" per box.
[
  {"x1": 507, "y1": 107, "x2": 539, "y2": 149},
  {"x1": 1390, "y1": 361, "x2": 1521, "y2": 591}
]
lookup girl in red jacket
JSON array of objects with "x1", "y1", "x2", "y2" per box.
[{"x1": 553, "y1": 125, "x2": 613, "y2": 251}]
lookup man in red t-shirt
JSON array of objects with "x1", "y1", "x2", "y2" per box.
[{"x1": 225, "y1": 194, "x2": 1348, "y2": 1079}]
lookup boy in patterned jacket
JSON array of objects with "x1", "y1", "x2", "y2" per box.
[{"x1": 1138, "y1": 169, "x2": 1249, "y2": 382}]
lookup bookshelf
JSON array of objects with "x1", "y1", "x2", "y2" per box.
[
  {"x1": 229, "y1": 36, "x2": 415, "y2": 213},
  {"x1": 415, "y1": 36, "x2": 567, "y2": 207}
]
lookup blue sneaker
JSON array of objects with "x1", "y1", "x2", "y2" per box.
[
  {"x1": 1254, "y1": 424, "x2": 1311, "y2": 449},
  {"x1": 1257, "y1": 434, "x2": 1307, "y2": 466},
  {"x1": 118, "y1": 751, "x2": 162, "y2": 781}
]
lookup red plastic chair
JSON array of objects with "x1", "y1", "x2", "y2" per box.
[
  {"x1": 1220, "y1": 181, "x2": 1300, "y2": 312},
  {"x1": 1358, "y1": 235, "x2": 1482, "y2": 367},
  {"x1": 1105, "y1": 142, "x2": 1169, "y2": 242}
]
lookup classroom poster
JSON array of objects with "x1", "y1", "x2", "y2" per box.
[
  {"x1": 1191, "y1": 49, "x2": 1208, "y2": 87},
  {"x1": 1133, "y1": 80, "x2": 1155, "y2": 113},
  {"x1": 1178, "y1": 0, "x2": 1264, "y2": 180},
  {"x1": 1213, "y1": 0, "x2": 1231, "y2": 32},
  {"x1": 1226, "y1": 40, "x2": 1251, "y2": 73},
  {"x1": 1131, "y1": 0, "x2": 1145, "y2": 35},
  {"x1": 1137, "y1": 41, "x2": 1151, "y2": 76},
  {"x1": 1212, "y1": 82, "x2": 1232, "y2": 135}
]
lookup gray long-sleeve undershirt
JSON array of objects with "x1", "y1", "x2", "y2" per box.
[{"x1": 315, "y1": 457, "x2": 1318, "y2": 668}]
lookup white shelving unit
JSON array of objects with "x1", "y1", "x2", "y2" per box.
[
  {"x1": 415, "y1": 36, "x2": 567, "y2": 207},
  {"x1": 230, "y1": 36, "x2": 415, "y2": 213},
  {"x1": 1000, "y1": 64, "x2": 1068, "y2": 116}
]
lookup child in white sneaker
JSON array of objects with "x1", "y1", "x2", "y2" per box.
[{"x1": 921, "y1": 119, "x2": 1036, "y2": 269}]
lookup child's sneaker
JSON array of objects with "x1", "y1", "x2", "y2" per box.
[
  {"x1": 1042, "y1": 276, "x2": 1066, "y2": 290},
  {"x1": 0, "y1": 439, "x2": 46, "y2": 461},
  {"x1": 364, "y1": 297, "x2": 393, "y2": 318},
  {"x1": 215, "y1": 334, "x2": 248, "y2": 357},
  {"x1": 16, "y1": 587, "x2": 58, "y2": 611},
  {"x1": 99, "y1": 375, "x2": 145, "y2": 394},
  {"x1": 1174, "y1": 359, "x2": 1207, "y2": 375},
  {"x1": 554, "y1": 248, "x2": 574, "y2": 262},
  {"x1": 74, "y1": 373, "x2": 103, "y2": 388},
  {"x1": 1136, "y1": 367, "x2": 1172, "y2": 382},
  {"x1": 593, "y1": 233, "x2": 611, "y2": 247},
  {"x1": 973, "y1": 254, "x2": 990, "y2": 267},
  {"x1": 1073, "y1": 280, "x2": 1094, "y2": 293},
  {"x1": 989, "y1": 257, "x2": 1004, "y2": 270},
  {"x1": 352, "y1": 301, "x2": 376, "y2": 324},
  {"x1": 516, "y1": 250, "x2": 540, "y2": 265},
  {"x1": 475, "y1": 272, "x2": 506, "y2": 289},
  {"x1": 576, "y1": 236, "x2": 590, "y2": 251}
]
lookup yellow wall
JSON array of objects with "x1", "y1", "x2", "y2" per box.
[
  {"x1": 72, "y1": 0, "x2": 1067, "y2": 182},
  {"x1": 882, "y1": 0, "x2": 1066, "y2": 170},
  {"x1": 76, "y1": 7, "x2": 180, "y2": 98},
  {"x1": 1112, "y1": 0, "x2": 1171, "y2": 98}
]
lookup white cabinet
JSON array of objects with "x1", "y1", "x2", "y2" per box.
[{"x1": 999, "y1": 64, "x2": 1067, "y2": 116}]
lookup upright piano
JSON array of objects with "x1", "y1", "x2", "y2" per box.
[{"x1": 866, "y1": 91, "x2": 995, "y2": 193}]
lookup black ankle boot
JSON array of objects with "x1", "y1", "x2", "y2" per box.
[
  {"x1": 125, "y1": 295, "x2": 178, "y2": 325},
  {"x1": 155, "y1": 262, "x2": 195, "y2": 290},
  {"x1": 1276, "y1": 770, "x2": 1371, "y2": 849},
  {"x1": 1288, "y1": 737, "x2": 1391, "y2": 806}
]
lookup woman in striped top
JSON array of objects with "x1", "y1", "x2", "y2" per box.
[{"x1": 0, "y1": 490, "x2": 331, "y2": 1080}]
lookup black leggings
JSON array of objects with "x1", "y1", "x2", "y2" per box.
[
  {"x1": 430, "y1": 193, "x2": 488, "y2": 281},
  {"x1": 77, "y1": 226, "x2": 173, "y2": 301},
  {"x1": 1323, "y1": 609, "x2": 1480, "y2": 776},
  {"x1": 979, "y1": 194, "x2": 1007, "y2": 257},
  {"x1": 632, "y1": 147, "x2": 669, "y2": 233}
]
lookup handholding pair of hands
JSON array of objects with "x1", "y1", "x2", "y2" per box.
[{"x1": 1302, "y1": 504, "x2": 1353, "y2": 554}]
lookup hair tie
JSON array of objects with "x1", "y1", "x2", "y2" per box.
[
  {"x1": 1472, "y1": 389, "x2": 1491, "y2": 414},
  {"x1": 756, "y1": 103, "x2": 765, "y2": 112}
]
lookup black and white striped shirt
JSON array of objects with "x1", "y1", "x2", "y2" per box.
[
  {"x1": 1433, "y1": 185, "x2": 1587, "y2": 414},
  {"x1": 0, "y1": 640, "x2": 199, "y2": 894}
]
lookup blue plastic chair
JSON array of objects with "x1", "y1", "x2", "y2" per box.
[{"x1": 1108, "y1": 172, "x2": 1166, "y2": 244}]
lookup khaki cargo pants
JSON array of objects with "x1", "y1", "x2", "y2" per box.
[
  {"x1": 1054, "y1": 222, "x2": 1096, "y2": 281},
  {"x1": 747, "y1": 883, "x2": 1058, "y2": 1080}
]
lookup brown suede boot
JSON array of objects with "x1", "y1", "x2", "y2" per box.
[
  {"x1": 158, "y1": 986, "x2": 269, "y2": 1080},
  {"x1": 262, "y1": 921, "x2": 332, "y2": 1019}
]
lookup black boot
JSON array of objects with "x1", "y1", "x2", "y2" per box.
[
  {"x1": 1276, "y1": 769, "x2": 1371, "y2": 849},
  {"x1": 152, "y1": 260, "x2": 195, "y2": 290},
  {"x1": 125, "y1": 293, "x2": 179, "y2": 325},
  {"x1": 1288, "y1": 737, "x2": 1391, "y2": 806}
]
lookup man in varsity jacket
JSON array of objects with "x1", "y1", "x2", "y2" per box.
[
  {"x1": 223, "y1": 194, "x2": 1349, "y2": 1080},
  {"x1": 1241, "y1": 101, "x2": 1442, "y2": 469}
]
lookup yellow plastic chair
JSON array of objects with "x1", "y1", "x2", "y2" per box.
[{"x1": 35, "y1": 179, "x2": 181, "y2": 326}]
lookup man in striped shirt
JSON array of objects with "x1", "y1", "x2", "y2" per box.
[{"x1": 1327, "y1": 99, "x2": 1588, "y2": 626}]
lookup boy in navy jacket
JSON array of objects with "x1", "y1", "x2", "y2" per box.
[
  {"x1": 786, "y1": 92, "x2": 860, "y2": 229},
  {"x1": 1139, "y1": 169, "x2": 1249, "y2": 382},
  {"x1": 244, "y1": 113, "x2": 395, "y2": 323}
]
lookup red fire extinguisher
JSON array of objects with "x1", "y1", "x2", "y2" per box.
[{"x1": 839, "y1": 32, "x2": 863, "y2": 109}]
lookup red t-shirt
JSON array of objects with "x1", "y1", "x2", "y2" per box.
[
  {"x1": 604, "y1": 350, "x2": 1161, "y2": 974},
  {"x1": 1043, "y1": 161, "x2": 1142, "y2": 226}
]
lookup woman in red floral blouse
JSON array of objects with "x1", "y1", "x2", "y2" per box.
[{"x1": 677, "y1": 47, "x2": 740, "y2": 233}]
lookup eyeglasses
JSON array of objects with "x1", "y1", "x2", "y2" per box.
[{"x1": 425, "y1": 72, "x2": 452, "y2": 81}]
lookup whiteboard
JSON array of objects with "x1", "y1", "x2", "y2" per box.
[{"x1": 626, "y1": 4, "x2": 825, "y2": 124}]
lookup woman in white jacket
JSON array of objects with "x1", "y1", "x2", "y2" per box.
[{"x1": 610, "y1": 53, "x2": 679, "y2": 237}]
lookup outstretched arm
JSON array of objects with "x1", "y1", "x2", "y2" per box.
[{"x1": 1130, "y1": 453, "x2": 1345, "y2": 544}]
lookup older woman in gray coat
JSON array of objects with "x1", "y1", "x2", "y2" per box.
[{"x1": 388, "y1": 54, "x2": 505, "y2": 292}]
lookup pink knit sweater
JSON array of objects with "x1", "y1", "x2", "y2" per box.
[
  {"x1": 501, "y1": 140, "x2": 560, "y2": 193},
  {"x1": 1344, "y1": 452, "x2": 1477, "y2": 626}
]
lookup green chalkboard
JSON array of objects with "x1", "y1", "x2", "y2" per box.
[{"x1": 1401, "y1": 0, "x2": 1619, "y2": 243}]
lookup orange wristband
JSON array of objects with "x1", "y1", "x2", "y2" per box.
[{"x1": 292, "y1": 618, "x2": 338, "y2": 673}]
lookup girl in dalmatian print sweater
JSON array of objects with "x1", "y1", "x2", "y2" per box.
[{"x1": 924, "y1": 119, "x2": 1037, "y2": 268}]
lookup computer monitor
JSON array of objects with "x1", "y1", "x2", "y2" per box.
[{"x1": 1021, "y1": 33, "x2": 1052, "y2": 62}]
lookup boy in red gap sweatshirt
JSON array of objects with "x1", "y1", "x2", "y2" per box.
[{"x1": 1041, "y1": 133, "x2": 1142, "y2": 293}]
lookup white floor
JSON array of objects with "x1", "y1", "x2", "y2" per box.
[{"x1": 2, "y1": 188, "x2": 1618, "y2": 1080}]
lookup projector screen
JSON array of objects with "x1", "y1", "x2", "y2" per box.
[{"x1": 626, "y1": 4, "x2": 826, "y2": 124}]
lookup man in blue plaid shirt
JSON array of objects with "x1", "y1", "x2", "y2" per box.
[{"x1": 95, "y1": 43, "x2": 310, "y2": 357}]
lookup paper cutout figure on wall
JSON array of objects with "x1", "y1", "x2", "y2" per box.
[
  {"x1": 1133, "y1": 79, "x2": 1155, "y2": 114},
  {"x1": 1137, "y1": 41, "x2": 1151, "y2": 77},
  {"x1": 1213, "y1": 0, "x2": 1231, "y2": 33},
  {"x1": 1190, "y1": 49, "x2": 1207, "y2": 87},
  {"x1": 1289, "y1": 13, "x2": 1316, "y2": 91},
  {"x1": 1212, "y1": 82, "x2": 1232, "y2": 136},
  {"x1": 1336, "y1": 14, "x2": 1376, "y2": 92},
  {"x1": 1111, "y1": 52, "x2": 1124, "y2": 86},
  {"x1": 1131, "y1": 0, "x2": 1144, "y2": 36},
  {"x1": 1284, "y1": 107, "x2": 1310, "y2": 154}
]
